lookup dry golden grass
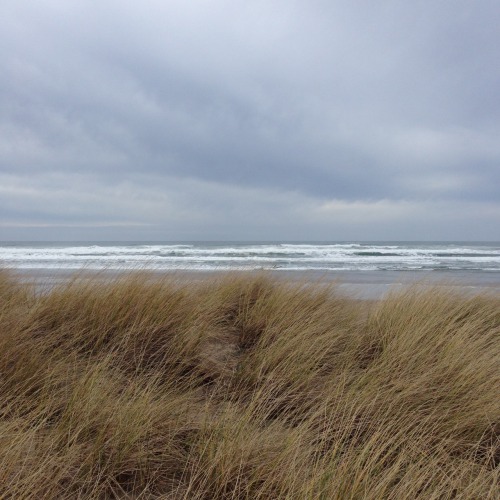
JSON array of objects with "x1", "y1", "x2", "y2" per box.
[{"x1": 0, "y1": 268, "x2": 498, "y2": 498}]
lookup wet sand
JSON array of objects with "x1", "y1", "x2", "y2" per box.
[{"x1": 12, "y1": 268, "x2": 500, "y2": 300}]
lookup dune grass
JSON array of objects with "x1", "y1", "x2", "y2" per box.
[{"x1": 0, "y1": 269, "x2": 498, "y2": 498}]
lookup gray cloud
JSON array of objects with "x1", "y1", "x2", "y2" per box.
[{"x1": 1, "y1": 0, "x2": 500, "y2": 240}]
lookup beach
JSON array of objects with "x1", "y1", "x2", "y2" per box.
[
  {"x1": 2, "y1": 241, "x2": 499, "y2": 300},
  {"x1": 4, "y1": 0, "x2": 500, "y2": 496},
  {"x1": 14, "y1": 267, "x2": 500, "y2": 300}
]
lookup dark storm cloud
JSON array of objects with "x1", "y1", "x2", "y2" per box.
[{"x1": 1, "y1": 0, "x2": 500, "y2": 239}]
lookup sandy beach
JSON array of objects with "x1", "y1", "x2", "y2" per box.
[{"x1": 14, "y1": 267, "x2": 500, "y2": 300}]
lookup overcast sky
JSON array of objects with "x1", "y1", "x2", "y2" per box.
[{"x1": 1, "y1": 0, "x2": 500, "y2": 241}]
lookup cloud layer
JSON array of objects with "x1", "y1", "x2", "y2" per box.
[{"x1": 1, "y1": 0, "x2": 500, "y2": 240}]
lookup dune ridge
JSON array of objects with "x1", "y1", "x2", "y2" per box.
[{"x1": 0, "y1": 269, "x2": 498, "y2": 498}]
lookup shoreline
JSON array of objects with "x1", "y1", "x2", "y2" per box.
[{"x1": 11, "y1": 267, "x2": 500, "y2": 300}]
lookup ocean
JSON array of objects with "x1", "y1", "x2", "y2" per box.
[{"x1": 1, "y1": 241, "x2": 500, "y2": 273}]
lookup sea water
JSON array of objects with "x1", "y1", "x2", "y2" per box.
[{"x1": 1, "y1": 241, "x2": 500, "y2": 273}]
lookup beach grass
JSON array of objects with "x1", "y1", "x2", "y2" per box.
[{"x1": 0, "y1": 269, "x2": 498, "y2": 498}]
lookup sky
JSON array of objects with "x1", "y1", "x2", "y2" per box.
[{"x1": 1, "y1": 0, "x2": 500, "y2": 241}]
